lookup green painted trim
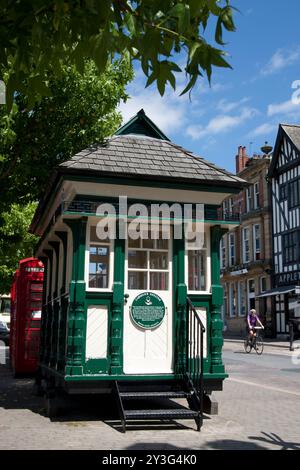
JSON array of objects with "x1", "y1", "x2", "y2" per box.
[
  {"x1": 65, "y1": 374, "x2": 176, "y2": 382},
  {"x1": 31, "y1": 177, "x2": 63, "y2": 236},
  {"x1": 203, "y1": 372, "x2": 228, "y2": 380},
  {"x1": 210, "y1": 226, "x2": 227, "y2": 375},
  {"x1": 83, "y1": 297, "x2": 112, "y2": 375},
  {"x1": 115, "y1": 109, "x2": 170, "y2": 141},
  {"x1": 55, "y1": 231, "x2": 68, "y2": 294},
  {"x1": 65, "y1": 174, "x2": 242, "y2": 194},
  {"x1": 43, "y1": 249, "x2": 53, "y2": 303},
  {"x1": 173, "y1": 226, "x2": 187, "y2": 375},
  {"x1": 38, "y1": 256, "x2": 48, "y2": 364},
  {"x1": 64, "y1": 372, "x2": 228, "y2": 382},
  {"x1": 49, "y1": 241, "x2": 60, "y2": 298},
  {"x1": 63, "y1": 211, "x2": 238, "y2": 226},
  {"x1": 110, "y1": 220, "x2": 125, "y2": 375},
  {"x1": 63, "y1": 218, "x2": 87, "y2": 376},
  {"x1": 86, "y1": 292, "x2": 113, "y2": 300}
]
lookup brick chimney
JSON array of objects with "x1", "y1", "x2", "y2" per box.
[{"x1": 236, "y1": 146, "x2": 249, "y2": 174}]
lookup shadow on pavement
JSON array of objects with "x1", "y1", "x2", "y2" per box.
[
  {"x1": 0, "y1": 360, "x2": 202, "y2": 432},
  {"x1": 126, "y1": 443, "x2": 182, "y2": 450},
  {"x1": 249, "y1": 432, "x2": 300, "y2": 450},
  {"x1": 205, "y1": 439, "x2": 267, "y2": 450}
]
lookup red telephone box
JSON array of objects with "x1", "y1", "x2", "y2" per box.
[{"x1": 10, "y1": 258, "x2": 44, "y2": 375}]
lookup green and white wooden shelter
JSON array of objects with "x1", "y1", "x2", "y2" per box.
[{"x1": 30, "y1": 109, "x2": 245, "y2": 429}]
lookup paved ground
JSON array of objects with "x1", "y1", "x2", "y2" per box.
[{"x1": 0, "y1": 342, "x2": 299, "y2": 450}]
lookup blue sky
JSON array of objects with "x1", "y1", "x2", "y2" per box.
[{"x1": 119, "y1": 0, "x2": 300, "y2": 174}]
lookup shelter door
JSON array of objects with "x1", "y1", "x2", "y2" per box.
[{"x1": 123, "y1": 231, "x2": 173, "y2": 374}]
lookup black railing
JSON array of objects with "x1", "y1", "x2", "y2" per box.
[
  {"x1": 186, "y1": 297, "x2": 205, "y2": 420},
  {"x1": 61, "y1": 199, "x2": 241, "y2": 222}
]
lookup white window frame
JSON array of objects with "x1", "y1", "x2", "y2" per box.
[
  {"x1": 228, "y1": 232, "x2": 235, "y2": 267},
  {"x1": 229, "y1": 282, "x2": 236, "y2": 318},
  {"x1": 253, "y1": 224, "x2": 261, "y2": 261},
  {"x1": 85, "y1": 219, "x2": 114, "y2": 292},
  {"x1": 238, "y1": 281, "x2": 246, "y2": 317},
  {"x1": 254, "y1": 182, "x2": 260, "y2": 209},
  {"x1": 243, "y1": 227, "x2": 250, "y2": 263},
  {"x1": 260, "y1": 276, "x2": 267, "y2": 293},
  {"x1": 126, "y1": 235, "x2": 170, "y2": 291},
  {"x1": 220, "y1": 235, "x2": 226, "y2": 269},
  {"x1": 186, "y1": 228, "x2": 211, "y2": 295},
  {"x1": 248, "y1": 278, "x2": 256, "y2": 310},
  {"x1": 246, "y1": 187, "x2": 252, "y2": 212},
  {"x1": 221, "y1": 283, "x2": 228, "y2": 322}
]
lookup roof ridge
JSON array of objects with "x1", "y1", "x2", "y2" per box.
[
  {"x1": 165, "y1": 140, "x2": 243, "y2": 182},
  {"x1": 281, "y1": 123, "x2": 300, "y2": 128}
]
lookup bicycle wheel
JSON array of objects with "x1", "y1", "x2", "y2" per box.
[
  {"x1": 244, "y1": 338, "x2": 252, "y2": 353},
  {"x1": 255, "y1": 336, "x2": 264, "y2": 355}
]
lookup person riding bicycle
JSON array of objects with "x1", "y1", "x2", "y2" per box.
[{"x1": 247, "y1": 309, "x2": 264, "y2": 344}]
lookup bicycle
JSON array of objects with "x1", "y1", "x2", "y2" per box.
[{"x1": 244, "y1": 326, "x2": 264, "y2": 355}]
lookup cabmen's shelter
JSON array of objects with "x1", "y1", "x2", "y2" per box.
[{"x1": 30, "y1": 109, "x2": 245, "y2": 431}]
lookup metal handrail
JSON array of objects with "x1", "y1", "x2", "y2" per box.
[{"x1": 186, "y1": 297, "x2": 205, "y2": 418}]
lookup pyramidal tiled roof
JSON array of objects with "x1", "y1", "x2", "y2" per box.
[
  {"x1": 60, "y1": 134, "x2": 245, "y2": 187},
  {"x1": 281, "y1": 124, "x2": 300, "y2": 151}
]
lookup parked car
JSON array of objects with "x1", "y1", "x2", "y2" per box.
[{"x1": 0, "y1": 321, "x2": 10, "y2": 346}]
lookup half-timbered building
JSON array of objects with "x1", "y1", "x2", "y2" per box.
[{"x1": 267, "y1": 124, "x2": 300, "y2": 336}]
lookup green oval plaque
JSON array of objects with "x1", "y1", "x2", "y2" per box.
[{"x1": 131, "y1": 292, "x2": 165, "y2": 330}]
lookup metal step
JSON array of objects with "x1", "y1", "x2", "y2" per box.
[
  {"x1": 119, "y1": 391, "x2": 190, "y2": 400},
  {"x1": 124, "y1": 408, "x2": 199, "y2": 420}
]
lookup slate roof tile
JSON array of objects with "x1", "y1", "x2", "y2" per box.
[{"x1": 59, "y1": 134, "x2": 245, "y2": 186}]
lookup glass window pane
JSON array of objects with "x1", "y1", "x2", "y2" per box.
[
  {"x1": 128, "y1": 271, "x2": 147, "y2": 290},
  {"x1": 128, "y1": 250, "x2": 147, "y2": 268},
  {"x1": 149, "y1": 251, "x2": 168, "y2": 270},
  {"x1": 128, "y1": 237, "x2": 140, "y2": 248},
  {"x1": 142, "y1": 238, "x2": 155, "y2": 249},
  {"x1": 89, "y1": 245, "x2": 109, "y2": 288},
  {"x1": 249, "y1": 279, "x2": 255, "y2": 293},
  {"x1": 150, "y1": 272, "x2": 168, "y2": 290},
  {"x1": 90, "y1": 226, "x2": 109, "y2": 242},
  {"x1": 141, "y1": 226, "x2": 160, "y2": 248},
  {"x1": 157, "y1": 238, "x2": 169, "y2": 249},
  {"x1": 188, "y1": 250, "x2": 206, "y2": 291}
]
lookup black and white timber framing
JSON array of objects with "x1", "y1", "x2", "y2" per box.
[{"x1": 269, "y1": 124, "x2": 300, "y2": 334}]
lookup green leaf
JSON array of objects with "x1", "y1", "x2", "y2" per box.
[{"x1": 180, "y1": 73, "x2": 197, "y2": 96}]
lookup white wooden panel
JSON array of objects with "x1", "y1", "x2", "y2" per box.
[
  {"x1": 196, "y1": 308, "x2": 207, "y2": 359},
  {"x1": 85, "y1": 305, "x2": 108, "y2": 359}
]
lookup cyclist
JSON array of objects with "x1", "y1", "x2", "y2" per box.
[{"x1": 247, "y1": 309, "x2": 264, "y2": 344}]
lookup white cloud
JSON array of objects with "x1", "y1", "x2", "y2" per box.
[
  {"x1": 247, "y1": 122, "x2": 277, "y2": 137},
  {"x1": 268, "y1": 99, "x2": 300, "y2": 118},
  {"x1": 186, "y1": 107, "x2": 258, "y2": 140},
  {"x1": 119, "y1": 90, "x2": 186, "y2": 134},
  {"x1": 217, "y1": 97, "x2": 250, "y2": 113},
  {"x1": 262, "y1": 47, "x2": 300, "y2": 76}
]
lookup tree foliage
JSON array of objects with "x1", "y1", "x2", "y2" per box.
[
  {"x1": 1, "y1": 0, "x2": 236, "y2": 106},
  {"x1": 0, "y1": 59, "x2": 132, "y2": 207},
  {"x1": 0, "y1": 202, "x2": 38, "y2": 294},
  {"x1": 0, "y1": 59, "x2": 132, "y2": 293}
]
